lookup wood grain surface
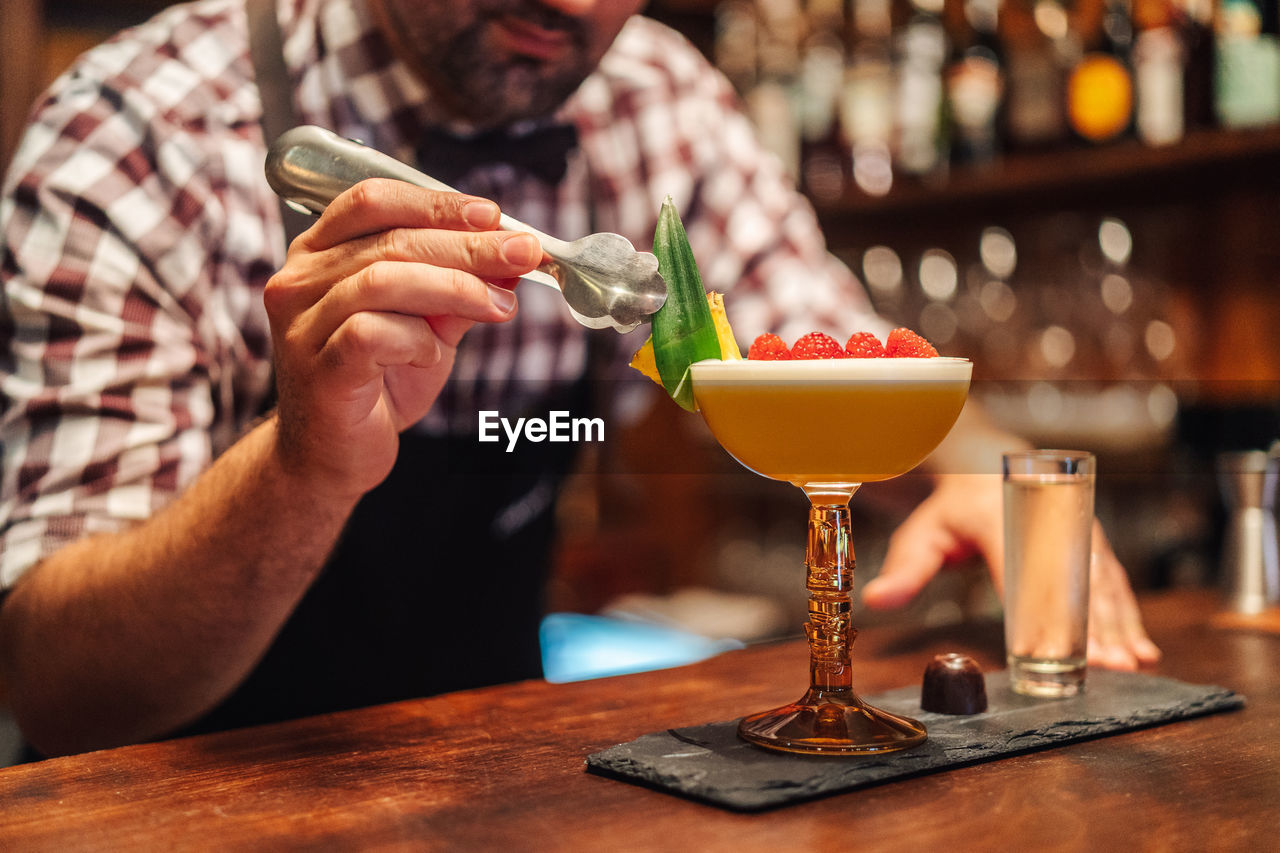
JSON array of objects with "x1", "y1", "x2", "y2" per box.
[{"x1": 0, "y1": 589, "x2": 1273, "y2": 851}]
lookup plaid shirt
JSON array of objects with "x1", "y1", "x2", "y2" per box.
[{"x1": 0, "y1": 0, "x2": 879, "y2": 586}]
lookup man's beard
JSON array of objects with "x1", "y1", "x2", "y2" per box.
[{"x1": 397, "y1": 1, "x2": 596, "y2": 127}]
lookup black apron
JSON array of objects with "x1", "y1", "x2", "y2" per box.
[{"x1": 179, "y1": 380, "x2": 588, "y2": 736}]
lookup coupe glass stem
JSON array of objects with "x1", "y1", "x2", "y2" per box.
[
  {"x1": 736, "y1": 483, "x2": 928, "y2": 755},
  {"x1": 805, "y1": 497, "x2": 858, "y2": 702}
]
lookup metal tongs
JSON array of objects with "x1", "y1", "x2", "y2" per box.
[{"x1": 264, "y1": 125, "x2": 666, "y2": 333}]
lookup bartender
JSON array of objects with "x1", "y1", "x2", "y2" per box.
[{"x1": 0, "y1": 0, "x2": 1159, "y2": 758}]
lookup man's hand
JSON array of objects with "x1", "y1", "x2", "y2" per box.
[
  {"x1": 263, "y1": 179, "x2": 541, "y2": 498},
  {"x1": 861, "y1": 473, "x2": 1162, "y2": 669}
]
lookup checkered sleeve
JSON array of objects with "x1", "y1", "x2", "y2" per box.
[{"x1": 0, "y1": 52, "x2": 248, "y2": 587}]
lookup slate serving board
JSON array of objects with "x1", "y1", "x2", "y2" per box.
[{"x1": 586, "y1": 670, "x2": 1244, "y2": 811}]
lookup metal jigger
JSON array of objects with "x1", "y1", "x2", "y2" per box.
[{"x1": 1217, "y1": 449, "x2": 1280, "y2": 614}]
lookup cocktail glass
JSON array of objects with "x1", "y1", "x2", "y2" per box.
[{"x1": 690, "y1": 356, "x2": 972, "y2": 755}]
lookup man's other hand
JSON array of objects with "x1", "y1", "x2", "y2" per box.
[{"x1": 862, "y1": 474, "x2": 1162, "y2": 669}]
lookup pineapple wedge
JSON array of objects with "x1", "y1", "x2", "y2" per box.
[{"x1": 630, "y1": 291, "x2": 741, "y2": 388}]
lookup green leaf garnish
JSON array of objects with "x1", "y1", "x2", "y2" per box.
[{"x1": 650, "y1": 196, "x2": 721, "y2": 411}]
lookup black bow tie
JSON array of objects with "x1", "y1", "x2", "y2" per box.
[{"x1": 417, "y1": 123, "x2": 579, "y2": 186}]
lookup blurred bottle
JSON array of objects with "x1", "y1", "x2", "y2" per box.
[
  {"x1": 1176, "y1": 0, "x2": 1218, "y2": 130},
  {"x1": 799, "y1": 0, "x2": 851, "y2": 200},
  {"x1": 842, "y1": 0, "x2": 898, "y2": 195},
  {"x1": 715, "y1": 1, "x2": 807, "y2": 177},
  {"x1": 946, "y1": 0, "x2": 1006, "y2": 166},
  {"x1": 1001, "y1": 0, "x2": 1073, "y2": 149},
  {"x1": 1068, "y1": 0, "x2": 1136, "y2": 143},
  {"x1": 1214, "y1": 0, "x2": 1280, "y2": 127},
  {"x1": 1134, "y1": 0, "x2": 1187, "y2": 144},
  {"x1": 745, "y1": 0, "x2": 805, "y2": 179},
  {"x1": 893, "y1": 0, "x2": 951, "y2": 182},
  {"x1": 715, "y1": 0, "x2": 761, "y2": 94}
]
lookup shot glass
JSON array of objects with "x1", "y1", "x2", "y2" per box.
[{"x1": 1002, "y1": 450, "x2": 1096, "y2": 698}]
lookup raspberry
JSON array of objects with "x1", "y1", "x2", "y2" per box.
[
  {"x1": 845, "y1": 331, "x2": 886, "y2": 358},
  {"x1": 791, "y1": 332, "x2": 849, "y2": 360},
  {"x1": 748, "y1": 333, "x2": 793, "y2": 360},
  {"x1": 885, "y1": 327, "x2": 939, "y2": 358}
]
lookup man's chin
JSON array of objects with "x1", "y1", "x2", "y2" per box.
[{"x1": 438, "y1": 73, "x2": 580, "y2": 127}]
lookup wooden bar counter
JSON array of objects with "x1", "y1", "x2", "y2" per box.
[{"x1": 0, "y1": 588, "x2": 1274, "y2": 850}]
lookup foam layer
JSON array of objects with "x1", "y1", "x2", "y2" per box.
[{"x1": 690, "y1": 357, "x2": 972, "y2": 384}]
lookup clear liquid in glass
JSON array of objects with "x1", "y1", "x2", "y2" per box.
[{"x1": 1003, "y1": 474, "x2": 1093, "y2": 697}]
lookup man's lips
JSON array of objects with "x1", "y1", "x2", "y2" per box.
[{"x1": 491, "y1": 16, "x2": 574, "y2": 62}]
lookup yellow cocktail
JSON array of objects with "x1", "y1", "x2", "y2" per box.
[
  {"x1": 692, "y1": 358, "x2": 972, "y2": 486},
  {"x1": 689, "y1": 355, "x2": 973, "y2": 755}
]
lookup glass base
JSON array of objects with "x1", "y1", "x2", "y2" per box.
[
  {"x1": 738, "y1": 693, "x2": 927, "y2": 756},
  {"x1": 1009, "y1": 656, "x2": 1087, "y2": 698}
]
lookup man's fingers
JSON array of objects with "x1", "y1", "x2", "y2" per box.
[
  {"x1": 264, "y1": 180, "x2": 538, "y2": 347},
  {"x1": 1087, "y1": 579, "x2": 1140, "y2": 671},
  {"x1": 357, "y1": 225, "x2": 541, "y2": 280},
  {"x1": 275, "y1": 227, "x2": 537, "y2": 307},
  {"x1": 298, "y1": 179, "x2": 501, "y2": 250},
  {"x1": 862, "y1": 476, "x2": 1001, "y2": 610},
  {"x1": 269, "y1": 225, "x2": 539, "y2": 328},
  {"x1": 1087, "y1": 532, "x2": 1162, "y2": 668},
  {"x1": 863, "y1": 513, "x2": 950, "y2": 609},
  {"x1": 316, "y1": 310, "x2": 444, "y2": 390},
  {"x1": 300, "y1": 261, "x2": 518, "y2": 350}
]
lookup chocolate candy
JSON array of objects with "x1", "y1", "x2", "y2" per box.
[{"x1": 921, "y1": 653, "x2": 988, "y2": 715}]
